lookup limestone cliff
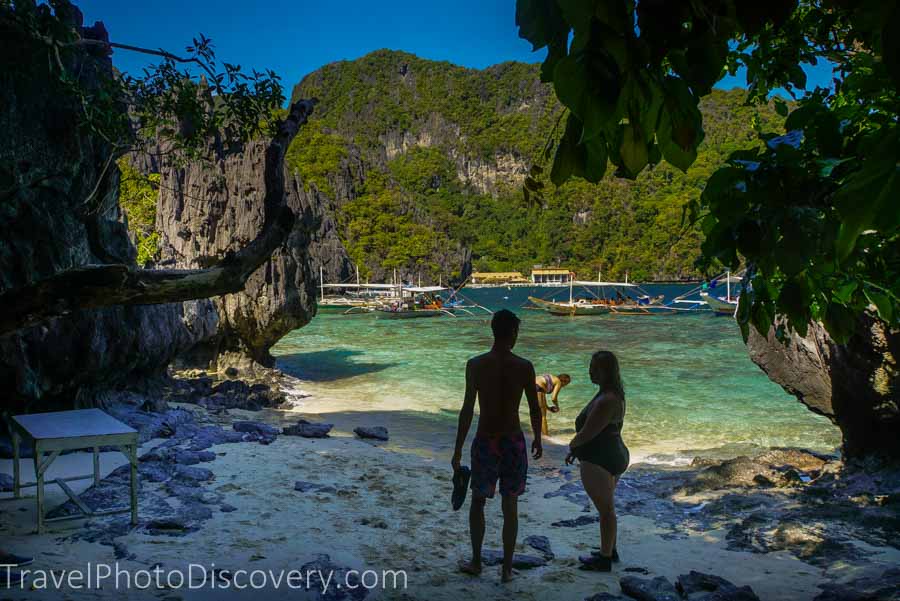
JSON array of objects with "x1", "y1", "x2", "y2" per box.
[
  {"x1": 747, "y1": 315, "x2": 899, "y2": 460},
  {"x1": 148, "y1": 140, "x2": 352, "y2": 368},
  {"x1": 0, "y1": 7, "x2": 216, "y2": 410},
  {"x1": 0, "y1": 5, "x2": 345, "y2": 409}
]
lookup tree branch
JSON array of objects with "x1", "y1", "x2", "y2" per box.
[{"x1": 0, "y1": 98, "x2": 316, "y2": 337}]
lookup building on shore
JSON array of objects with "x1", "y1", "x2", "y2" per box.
[
  {"x1": 531, "y1": 266, "x2": 574, "y2": 284},
  {"x1": 470, "y1": 271, "x2": 529, "y2": 285}
]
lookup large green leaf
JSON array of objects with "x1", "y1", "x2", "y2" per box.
[
  {"x1": 834, "y1": 154, "x2": 900, "y2": 261},
  {"x1": 551, "y1": 114, "x2": 586, "y2": 186},
  {"x1": 619, "y1": 123, "x2": 649, "y2": 178},
  {"x1": 864, "y1": 288, "x2": 895, "y2": 324},
  {"x1": 516, "y1": 0, "x2": 568, "y2": 50},
  {"x1": 583, "y1": 135, "x2": 609, "y2": 183},
  {"x1": 557, "y1": 0, "x2": 598, "y2": 33},
  {"x1": 656, "y1": 77, "x2": 704, "y2": 171}
]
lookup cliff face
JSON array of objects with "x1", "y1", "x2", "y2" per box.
[
  {"x1": 0, "y1": 5, "x2": 345, "y2": 409},
  {"x1": 747, "y1": 316, "x2": 900, "y2": 460},
  {"x1": 0, "y1": 7, "x2": 217, "y2": 410},
  {"x1": 150, "y1": 141, "x2": 352, "y2": 368},
  {"x1": 285, "y1": 50, "x2": 784, "y2": 283}
]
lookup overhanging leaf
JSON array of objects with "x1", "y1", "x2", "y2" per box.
[{"x1": 619, "y1": 123, "x2": 649, "y2": 178}]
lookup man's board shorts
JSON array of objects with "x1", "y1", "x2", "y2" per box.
[{"x1": 470, "y1": 431, "x2": 527, "y2": 498}]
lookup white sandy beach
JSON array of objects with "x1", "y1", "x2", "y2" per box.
[{"x1": 1, "y1": 388, "x2": 897, "y2": 601}]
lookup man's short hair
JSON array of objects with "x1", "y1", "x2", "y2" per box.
[{"x1": 491, "y1": 309, "x2": 520, "y2": 339}]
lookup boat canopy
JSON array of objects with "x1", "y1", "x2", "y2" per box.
[
  {"x1": 403, "y1": 286, "x2": 448, "y2": 293},
  {"x1": 320, "y1": 283, "x2": 399, "y2": 289},
  {"x1": 572, "y1": 281, "x2": 638, "y2": 287}
]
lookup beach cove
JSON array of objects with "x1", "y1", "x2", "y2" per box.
[{"x1": 2, "y1": 301, "x2": 898, "y2": 600}]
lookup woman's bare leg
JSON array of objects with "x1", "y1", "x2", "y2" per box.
[
  {"x1": 580, "y1": 461, "x2": 617, "y2": 556},
  {"x1": 538, "y1": 392, "x2": 549, "y2": 435}
]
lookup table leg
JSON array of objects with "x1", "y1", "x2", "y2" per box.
[
  {"x1": 93, "y1": 446, "x2": 100, "y2": 487},
  {"x1": 33, "y1": 450, "x2": 44, "y2": 534},
  {"x1": 11, "y1": 431, "x2": 20, "y2": 499},
  {"x1": 129, "y1": 445, "x2": 138, "y2": 526}
]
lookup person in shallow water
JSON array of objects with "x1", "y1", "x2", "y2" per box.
[
  {"x1": 452, "y1": 309, "x2": 543, "y2": 583},
  {"x1": 535, "y1": 372, "x2": 571, "y2": 435},
  {"x1": 565, "y1": 350, "x2": 630, "y2": 572}
]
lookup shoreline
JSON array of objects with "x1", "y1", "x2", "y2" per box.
[{"x1": 0, "y1": 372, "x2": 897, "y2": 600}]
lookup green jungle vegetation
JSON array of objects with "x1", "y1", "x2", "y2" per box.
[
  {"x1": 287, "y1": 50, "x2": 783, "y2": 282},
  {"x1": 118, "y1": 159, "x2": 161, "y2": 267}
]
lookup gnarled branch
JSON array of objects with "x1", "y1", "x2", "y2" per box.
[{"x1": 0, "y1": 98, "x2": 316, "y2": 337}]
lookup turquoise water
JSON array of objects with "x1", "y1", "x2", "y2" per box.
[{"x1": 272, "y1": 286, "x2": 840, "y2": 463}]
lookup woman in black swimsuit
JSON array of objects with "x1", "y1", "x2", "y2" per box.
[{"x1": 565, "y1": 350, "x2": 629, "y2": 571}]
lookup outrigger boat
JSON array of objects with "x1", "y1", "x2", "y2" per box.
[
  {"x1": 376, "y1": 286, "x2": 456, "y2": 319},
  {"x1": 528, "y1": 278, "x2": 669, "y2": 316},
  {"x1": 528, "y1": 272, "x2": 718, "y2": 316},
  {"x1": 699, "y1": 271, "x2": 742, "y2": 316},
  {"x1": 376, "y1": 284, "x2": 494, "y2": 319},
  {"x1": 317, "y1": 266, "x2": 402, "y2": 312}
]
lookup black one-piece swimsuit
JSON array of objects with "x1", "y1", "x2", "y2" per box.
[{"x1": 572, "y1": 400, "x2": 630, "y2": 476}]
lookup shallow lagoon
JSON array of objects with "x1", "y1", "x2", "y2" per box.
[{"x1": 273, "y1": 285, "x2": 840, "y2": 463}]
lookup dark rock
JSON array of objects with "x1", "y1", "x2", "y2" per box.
[
  {"x1": 813, "y1": 567, "x2": 900, "y2": 601},
  {"x1": 145, "y1": 517, "x2": 193, "y2": 535},
  {"x1": 174, "y1": 466, "x2": 214, "y2": 483},
  {"x1": 552, "y1": 514, "x2": 599, "y2": 528},
  {"x1": 219, "y1": 504, "x2": 238, "y2": 513},
  {"x1": 112, "y1": 542, "x2": 135, "y2": 561},
  {"x1": 283, "y1": 420, "x2": 333, "y2": 438},
  {"x1": 480, "y1": 549, "x2": 547, "y2": 569},
  {"x1": 233, "y1": 421, "x2": 280, "y2": 436},
  {"x1": 747, "y1": 314, "x2": 899, "y2": 459},
  {"x1": 359, "y1": 517, "x2": 389, "y2": 529},
  {"x1": 619, "y1": 575, "x2": 679, "y2": 601},
  {"x1": 0, "y1": 473, "x2": 13, "y2": 492},
  {"x1": 213, "y1": 380, "x2": 251, "y2": 397},
  {"x1": 586, "y1": 595, "x2": 629, "y2": 601},
  {"x1": 294, "y1": 481, "x2": 336, "y2": 494},
  {"x1": 682, "y1": 456, "x2": 780, "y2": 493},
  {"x1": 232, "y1": 421, "x2": 278, "y2": 444},
  {"x1": 676, "y1": 572, "x2": 760, "y2": 601},
  {"x1": 523, "y1": 535, "x2": 555, "y2": 559},
  {"x1": 298, "y1": 554, "x2": 367, "y2": 600},
  {"x1": 354, "y1": 426, "x2": 389, "y2": 441}
]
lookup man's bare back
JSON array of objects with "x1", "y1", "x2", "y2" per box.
[
  {"x1": 451, "y1": 309, "x2": 543, "y2": 583},
  {"x1": 468, "y1": 351, "x2": 535, "y2": 436}
]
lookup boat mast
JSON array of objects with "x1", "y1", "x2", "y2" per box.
[
  {"x1": 356, "y1": 264, "x2": 360, "y2": 286},
  {"x1": 569, "y1": 276, "x2": 573, "y2": 304},
  {"x1": 319, "y1": 266, "x2": 324, "y2": 302},
  {"x1": 726, "y1": 270, "x2": 731, "y2": 302}
]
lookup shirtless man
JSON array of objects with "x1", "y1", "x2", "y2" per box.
[{"x1": 451, "y1": 309, "x2": 543, "y2": 583}]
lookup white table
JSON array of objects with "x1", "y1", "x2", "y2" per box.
[{"x1": 8, "y1": 409, "x2": 139, "y2": 534}]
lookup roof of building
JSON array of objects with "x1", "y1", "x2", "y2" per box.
[
  {"x1": 471, "y1": 271, "x2": 527, "y2": 278},
  {"x1": 531, "y1": 268, "x2": 572, "y2": 275}
]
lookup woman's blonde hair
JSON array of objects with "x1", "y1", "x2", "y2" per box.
[{"x1": 591, "y1": 350, "x2": 624, "y2": 399}]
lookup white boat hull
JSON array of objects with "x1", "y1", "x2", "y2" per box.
[{"x1": 701, "y1": 292, "x2": 738, "y2": 316}]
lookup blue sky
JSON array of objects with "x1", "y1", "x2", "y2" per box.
[{"x1": 79, "y1": 0, "x2": 832, "y2": 94}]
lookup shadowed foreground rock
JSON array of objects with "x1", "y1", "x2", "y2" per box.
[{"x1": 747, "y1": 314, "x2": 899, "y2": 460}]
